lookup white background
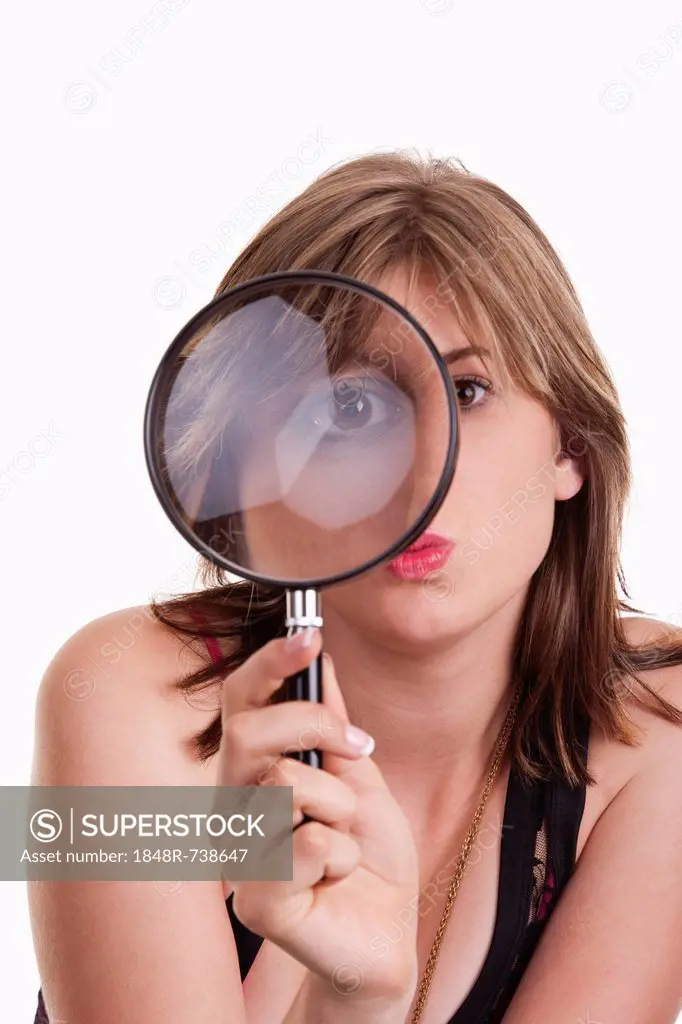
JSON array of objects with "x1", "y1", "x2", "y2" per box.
[{"x1": 2, "y1": 0, "x2": 682, "y2": 1018}]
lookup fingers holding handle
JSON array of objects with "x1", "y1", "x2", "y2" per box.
[{"x1": 219, "y1": 628, "x2": 375, "y2": 789}]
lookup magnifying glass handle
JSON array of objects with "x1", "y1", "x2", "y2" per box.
[
  {"x1": 283, "y1": 589, "x2": 324, "y2": 770},
  {"x1": 282, "y1": 651, "x2": 323, "y2": 769}
]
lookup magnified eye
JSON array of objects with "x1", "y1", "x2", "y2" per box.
[{"x1": 313, "y1": 375, "x2": 408, "y2": 439}]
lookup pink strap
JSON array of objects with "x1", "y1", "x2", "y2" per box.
[
  {"x1": 204, "y1": 634, "x2": 223, "y2": 664},
  {"x1": 188, "y1": 610, "x2": 223, "y2": 665}
]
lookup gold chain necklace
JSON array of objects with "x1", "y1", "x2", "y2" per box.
[{"x1": 410, "y1": 685, "x2": 522, "y2": 1023}]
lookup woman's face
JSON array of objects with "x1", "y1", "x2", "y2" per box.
[{"x1": 316, "y1": 264, "x2": 585, "y2": 646}]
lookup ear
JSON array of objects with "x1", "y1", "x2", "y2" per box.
[{"x1": 553, "y1": 437, "x2": 586, "y2": 501}]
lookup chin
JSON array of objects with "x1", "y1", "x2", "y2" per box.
[{"x1": 335, "y1": 569, "x2": 475, "y2": 647}]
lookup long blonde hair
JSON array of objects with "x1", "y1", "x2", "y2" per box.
[{"x1": 151, "y1": 149, "x2": 682, "y2": 786}]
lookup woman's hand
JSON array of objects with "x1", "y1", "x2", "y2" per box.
[{"x1": 218, "y1": 628, "x2": 420, "y2": 1008}]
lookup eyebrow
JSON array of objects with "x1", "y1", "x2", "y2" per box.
[{"x1": 442, "y1": 345, "x2": 491, "y2": 365}]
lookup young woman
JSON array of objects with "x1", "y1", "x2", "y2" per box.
[{"x1": 30, "y1": 150, "x2": 682, "y2": 1024}]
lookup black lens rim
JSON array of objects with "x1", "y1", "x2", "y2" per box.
[{"x1": 143, "y1": 269, "x2": 460, "y2": 589}]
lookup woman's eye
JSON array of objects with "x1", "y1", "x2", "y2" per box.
[
  {"x1": 307, "y1": 376, "x2": 408, "y2": 440},
  {"x1": 325, "y1": 379, "x2": 405, "y2": 436},
  {"x1": 455, "y1": 375, "x2": 491, "y2": 412}
]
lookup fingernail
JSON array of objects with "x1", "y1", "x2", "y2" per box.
[
  {"x1": 345, "y1": 725, "x2": 375, "y2": 756},
  {"x1": 285, "y1": 627, "x2": 318, "y2": 651},
  {"x1": 302, "y1": 626, "x2": 318, "y2": 648}
]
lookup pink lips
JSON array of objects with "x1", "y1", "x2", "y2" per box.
[{"x1": 385, "y1": 530, "x2": 455, "y2": 581}]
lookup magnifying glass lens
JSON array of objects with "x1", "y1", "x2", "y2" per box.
[{"x1": 146, "y1": 274, "x2": 457, "y2": 587}]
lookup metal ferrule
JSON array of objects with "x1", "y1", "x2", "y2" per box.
[{"x1": 285, "y1": 588, "x2": 323, "y2": 629}]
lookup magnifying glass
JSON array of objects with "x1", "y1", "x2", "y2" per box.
[{"x1": 144, "y1": 270, "x2": 460, "y2": 769}]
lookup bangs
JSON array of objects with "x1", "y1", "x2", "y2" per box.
[{"x1": 359, "y1": 244, "x2": 549, "y2": 402}]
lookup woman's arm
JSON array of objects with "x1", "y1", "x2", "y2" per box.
[
  {"x1": 282, "y1": 973, "x2": 414, "y2": 1023},
  {"x1": 502, "y1": 670, "x2": 682, "y2": 1024},
  {"x1": 28, "y1": 610, "x2": 248, "y2": 1024}
]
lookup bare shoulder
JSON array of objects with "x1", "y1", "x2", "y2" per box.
[
  {"x1": 618, "y1": 613, "x2": 682, "y2": 723},
  {"x1": 32, "y1": 603, "x2": 224, "y2": 787},
  {"x1": 579, "y1": 614, "x2": 682, "y2": 854}
]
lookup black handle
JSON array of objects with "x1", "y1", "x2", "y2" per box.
[{"x1": 282, "y1": 649, "x2": 323, "y2": 769}]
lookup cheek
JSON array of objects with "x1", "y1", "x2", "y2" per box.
[
  {"x1": 455, "y1": 473, "x2": 555, "y2": 582},
  {"x1": 444, "y1": 416, "x2": 558, "y2": 587}
]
